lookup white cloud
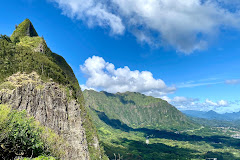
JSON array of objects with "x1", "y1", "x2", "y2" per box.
[
  {"x1": 50, "y1": 0, "x2": 125, "y2": 35},
  {"x1": 218, "y1": 100, "x2": 228, "y2": 106},
  {"x1": 171, "y1": 96, "x2": 198, "y2": 109},
  {"x1": 164, "y1": 96, "x2": 231, "y2": 112},
  {"x1": 80, "y1": 84, "x2": 96, "y2": 91},
  {"x1": 205, "y1": 99, "x2": 218, "y2": 106},
  {"x1": 80, "y1": 56, "x2": 176, "y2": 95},
  {"x1": 177, "y1": 81, "x2": 223, "y2": 88},
  {"x1": 225, "y1": 79, "x2": 240, "y2": 85},
  {"x1": 50, "y1": 0, "x2": 240, "y2": 53},
  {"x1": 161, "y1": 96, "x2": 172, "y2": 103},
  {"x1": 173, "y1": 96, "x2": 191, "y2": 103}
]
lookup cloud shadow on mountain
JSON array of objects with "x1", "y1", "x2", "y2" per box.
[{"x1": 92, "y1": 108, "x2": 240, "y2": 150}]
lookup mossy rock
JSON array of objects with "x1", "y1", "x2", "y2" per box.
[
  {"x1": 21, "y1": 156, "x2": 56, "y2": 160},
  {"x1": 18, "y1": 36, "x2": 43, "y2": 49},
  {"x1": 11, "y1": 19, "x2": 38, "y2": 42},
  {"x1": 0, "y1": 81, "x2": 16, "y2": 90}
]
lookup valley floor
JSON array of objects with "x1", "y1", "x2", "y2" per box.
[
  {"x1": 90, "y1": 108, "x2": 240, "y2": 160},
  {"x1": 99, "y1": 128, "x2": 240, "y2": 160}
]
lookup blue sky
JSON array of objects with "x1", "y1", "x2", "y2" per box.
[{"x1": 1, "y1": 0, "x2": 240, "y2": 113}]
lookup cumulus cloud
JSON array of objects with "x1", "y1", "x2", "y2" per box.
[
  {"x1": 218, "y1": 100, "x2": 228, "y2": 106},
  {"x1": 163, "y1": 96, "x2": 230, "y2": 112},
  {"x1": 50, "y1": 0, "x2": 125, "y2": 34},
  {"x1": 170, "y1": 96, "x2": 199, "y2": 109},
  {"x1": 205, "y1": 99, "x2": 218, "y2": 106},
  {"x1": 80, "y1": 56, "x2": 175, "y2": 95},
  {"x1": 173, "y1": 96, "x2": 195, "y2": 103},
  {"x1": 225, "y1": 79, "x2": 240, "y2": 85},
  {"x1": 161, "y1": 96, "x2": 172, "y2": 103},
  {"x1": 50, "y1": 0, "x2": 240, "y2": 53},
  {"x1": 80, "y1": 84, "x2": 96, "y2": 91},
  {"x1": 205, "y1": 99, "x2": 228, "y2": 106}
]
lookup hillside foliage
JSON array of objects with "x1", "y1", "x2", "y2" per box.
[
  {"x1": 0, "y1": 105, "x2": 63, "y2": 159},
  {"x1": 84, "y1": 90, "x2": 240, "y2": 160},
  {"x1": 0, "y1": 19, "x2": 106, "y2": 160},
  {"x1": 84, "y1": 90, "x2": 196, "y2": 131}
]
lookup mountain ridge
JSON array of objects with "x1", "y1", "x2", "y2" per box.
[
  {"x1": 182, "y1": 110, "x2": 240, "y2": 121},
  {"x1": 84, "y1": 89, "x2": 196, "y2": 131},
  {"x1": 83, "y1": 90, "x2": 240, "y2": 160},
  {"x1": 0, "y1": 19, "x2": 108, "y2": 160}
]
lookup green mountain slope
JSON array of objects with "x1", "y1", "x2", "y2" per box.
[
  {"x1": 83, "y1": 90, "x2": 195, "y2": 131},
  {"x1": 0, "y1": 19, "x2": 82, "y2": 113},
  {"x1": 83, "y1": 90, "x2": 240, "y2": 160},
  {"x1": 0, "y1": 19, "x2": 107, "y2": 160}
]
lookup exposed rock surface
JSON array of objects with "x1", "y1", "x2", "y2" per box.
[
  {"x1": 34, "y1": 42, "x2": 45, "y2": 53},
  {"x1": 0, "y1": 72, "x2": 90, "y2": 160},
  {"x1": 10, "y1": 19, "x2": 38, "y2": 42},
  {"x1": 25, "y1": 20, "x2": 38, "y2": 37}
]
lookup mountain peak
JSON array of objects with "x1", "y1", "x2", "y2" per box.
[
  {"x1": 11, "y1": 18, "x2": 38, "y2": 42},
  {"x1": 206, "y1": 110, "x2": 217, "y2": 114}
]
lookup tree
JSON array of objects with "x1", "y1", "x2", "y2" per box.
[{"x1": 0, "y1": 35, "x2": 11, "y2": 42}]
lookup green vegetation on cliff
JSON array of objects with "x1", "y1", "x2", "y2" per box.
[
  {"x1": 0, "y1": 19, "x2": 106, "y2": 159},
  {"x1": 11, "y1": 19, "x2": 38, "y2": 43},
  {"x1": 0, "y1": 105, "x2": 62, "y2": 159},
  {"x1": 84, "y1": 90, "x2": 195, "y2": 131}
]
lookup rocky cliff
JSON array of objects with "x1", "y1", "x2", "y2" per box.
[
  {"x1": 0, "y1": 72, "x2": 90, "y2": 159},
  {"x1": 0, "y1": 19, "x2": 107, "y2": 159}
]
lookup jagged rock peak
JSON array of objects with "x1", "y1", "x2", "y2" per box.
[{"x1": 11, "y1": 18, "x2": 38, "y2": 41}]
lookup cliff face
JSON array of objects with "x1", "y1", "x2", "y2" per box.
[
  {"x1": 0, "y1": 72, "x2": 90, "y2": 160},
  {"x1": 0, "y1": 19, "x2": 107, "y2": 159}
]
